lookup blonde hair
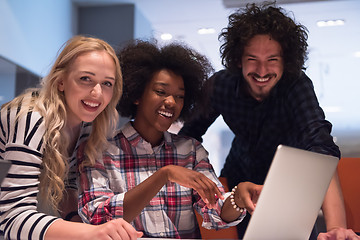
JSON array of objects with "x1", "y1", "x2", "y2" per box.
[{"x1": 3, "y1": 35, "x2": 122, "y2": 210}]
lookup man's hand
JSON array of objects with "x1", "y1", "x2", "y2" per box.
[{"x1": 317, "y1": 227, "x2": 360, "y2": 240}]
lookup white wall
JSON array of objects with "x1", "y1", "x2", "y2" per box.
[
  {"x1": 0, "y1": 0, "x2": 152, "y2": 106},
  {"x1": 0, "y1": 0, "x2": 74, "y2": 77}
]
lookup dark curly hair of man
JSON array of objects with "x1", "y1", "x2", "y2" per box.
[
  {"x1": 219, "y1": 2, "x2": 308, "y2": 79},
  {"x1": 116, "y1": 40, "x2": 214, "y2": 122}
]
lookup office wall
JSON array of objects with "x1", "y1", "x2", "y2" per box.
[
  {"x1": 0, "y1": 0, "x2": 74, "y2": 76},
  {"x1": 0, "y1": 0, "x2": 74, "y2": 104},
  {"x1": 77, "y1": 3, "x2": 152, "y2": 50},
  {"x1": 0, "y1": 0, "x2": 152, "y2": 105},
  {"x1": 0, "y1": 57, "x2": 16, "y2": 104}
]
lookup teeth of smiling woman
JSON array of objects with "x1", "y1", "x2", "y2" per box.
[
  {"x1": 255, "y1": 77, "x2": 269, "y2": 82},
  {"x1": 158, "y1": 110, "x2": 173, "y2": 118},
  {"x1": 83, "y1": 101, "x2": 100, "y2": 107}
]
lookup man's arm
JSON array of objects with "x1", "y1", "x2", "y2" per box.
[
  {"x1": 317, "y1": 172, "x2": 360, "y2": 239},
  {"x1": 322, "y1": 172, "x2": 347, "y2": 230},
  {"x1": 286, "y1": 74, "x2": 357, "y2": 238}
]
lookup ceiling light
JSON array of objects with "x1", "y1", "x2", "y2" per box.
[
  {"x1": 316, "y1": 19, "x2": 345, "y2": 27},
  {"x1": 198, "y1": 28, "x2": 216, "y2": 35},
  {"x1": 161, "y1": 33, "x2": 173, "y2": 41},
  {"x1": 354, "y1": 51, "x2": 360, "y2": 58}
]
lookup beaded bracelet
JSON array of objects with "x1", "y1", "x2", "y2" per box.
[{"x1": 230, "y1": 186, "x2": 244, "y2": 213}]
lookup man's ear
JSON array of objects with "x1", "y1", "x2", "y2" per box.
[{"x1": 58, "y1": 80, "x2": 64, "y2": 92}]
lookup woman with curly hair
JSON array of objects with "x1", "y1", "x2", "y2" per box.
[
  {"x1": 78, "y1": 40, "x2": 261, "y2": 238},
  {"x1": 0, "y1": 35, "x2": 142, "y2": 239},
  {"x1": 179, "y1": 2, "x2": 358, "y2": 240}
]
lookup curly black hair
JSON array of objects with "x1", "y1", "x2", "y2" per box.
[
  {"x1": 116, "y1": 40, "x2": 214, "y2": 122},
  {"x1": 219, "y1": 2, "x2": 308, "y2": 79}
]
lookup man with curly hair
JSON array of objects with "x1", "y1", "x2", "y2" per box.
[{"x1": 179, "y1": 3, "x2": 359, "y2": 240}]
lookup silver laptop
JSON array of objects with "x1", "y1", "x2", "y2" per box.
[
  {"x1": 0, "y1": 160, "x2": 11, "y2": 185},
  {"x1": 243, "y1": 145, "x2": 338, "y2": 240}
]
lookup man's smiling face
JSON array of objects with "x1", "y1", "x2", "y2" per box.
[{"x1": 239, "y1": 34, "x2": 284, "y2": 102}]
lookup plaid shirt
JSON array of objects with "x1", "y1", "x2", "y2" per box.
[
  {"x1": 180, "y1": 70, "x2": 340, "y2": 188},
  {"x1": 79, "y1": 122, "x2": 244, "y2": 239}
]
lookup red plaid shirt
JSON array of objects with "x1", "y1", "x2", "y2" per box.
[{"x1": 79, "y1": 122, "x2": 244, "y2": 238}]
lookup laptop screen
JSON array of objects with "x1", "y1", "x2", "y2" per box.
[{"x1": 243, "y1": 145, "x2": 338, "y2": 240}]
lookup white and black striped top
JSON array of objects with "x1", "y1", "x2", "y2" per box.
[{"x1": 0, "y1": 103, "x2": 91, "y2": 240}]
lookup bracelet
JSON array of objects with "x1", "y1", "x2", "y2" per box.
[{"x1": 230, "y1": 186, "x2": 244, "y2": 213}]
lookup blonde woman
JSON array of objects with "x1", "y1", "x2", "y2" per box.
[{"x1": 0, "y1": 36, "x2": 142, "y2": 240}]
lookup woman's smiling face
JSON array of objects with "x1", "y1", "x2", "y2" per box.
[
  {"x1": 133, "y1": 69, "x2": 185, "y2": 145},
  {"x1": 58, "y1": 50, "x2": 116, "y2": 128}
]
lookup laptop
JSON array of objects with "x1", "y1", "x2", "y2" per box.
[
  {"x1": 243, "y1": 145, "x2": 338, "y2": 240},
  {"x1": 0, "y1": 160, "x2": 11, "y2": 185}
]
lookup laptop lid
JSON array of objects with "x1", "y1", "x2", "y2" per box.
[
  {"x1": 243, "y1": 145, "x2": 338, "y2": 240},
  {"x1": 0, "y1": 160, "x2": 11, "y2": 185}
]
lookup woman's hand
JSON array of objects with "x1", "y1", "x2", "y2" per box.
[
  {"x1": 45, "y1": 218, "x2": 143, "y2": 240},
  {"x1": 234, "y1": 181, "x2": 263, "y2": 215},
  {"x1": 164, "y1": 165, "x2": 224, "y2": 208},
  {"x1": 87, "y1": 219, "x2": 143, "y2": 240}
]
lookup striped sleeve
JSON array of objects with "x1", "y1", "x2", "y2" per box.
[{"x1": 0, "y1": 105, "x2": 58, "y2": 240}]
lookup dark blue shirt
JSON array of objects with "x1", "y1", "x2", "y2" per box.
[{"x1": 179, "y1": 70, "x2": 340, "y2": 188}]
